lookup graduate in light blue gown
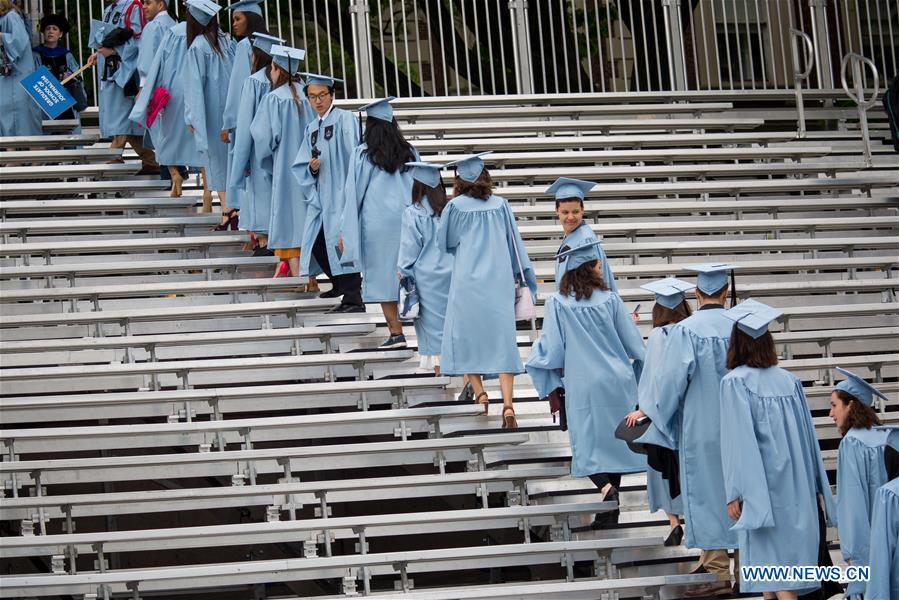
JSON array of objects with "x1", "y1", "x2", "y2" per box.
[
  {"x1": 220, "y1": 0, "x2": 267, "y2": 216},
  {"x1": 547, "y1": 178, "x2": 617, "y2": 294},
  {"x1": 625, "y1": 278, "x2": 694, "y2": 545},
  {"x1": 830, "y1": 368, "x2": 896, "y2": 599},
  {"x1": 718, "y1": 299, "x2": 837, "y2": 597},
  {"x1": 136, "y1": 0, "x2": 175, "y2": 84},
  {"x1": 183, "y1": 0, "x2": 235, "y2": 204},
  {"x1": 340, "y1": 97, "x2": 418, "y2": 348},
  {"x1": 635, "y1": 263, "x2": 739, "y2": 588},
  {"x1": 397, "y1": 162, "x2": 454, "y2": 373},
  {"x1": 249, "y1": 45, "x2": 314, "y2": 281},
  {"x1": 0, "y1": 6, "x2": 44, "y2": 136},
  {"x1": 440, "y1": 153, "x2": 537, "y2": 430},
  {"x1": 229, "y1": 32, "x2": 281, "y2": 248},
  {"x1": 867, "y1": 475, "x2": 899, "y2": 600},
  {"x1": 526, "y1": 236, "x2": 645, "y2": 526},
  {"x1": 291, "y1": 73, "x2": 362, "y2": 312},
  {"x1": 129, "y1": 18, "x2": 200, "y2": 196}
]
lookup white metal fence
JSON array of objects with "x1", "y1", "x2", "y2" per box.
[{"x1": 31, "y1": 0, "x2": 899, "y2": 101}]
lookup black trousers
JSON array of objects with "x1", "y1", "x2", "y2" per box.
[
  {"x1": 311, "y1": 226, "x2": 363, "y2": 307},
  {"x1": 589, "y1": 473, "x2": 622, "y2": 491}
]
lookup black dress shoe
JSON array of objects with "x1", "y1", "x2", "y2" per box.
[
  {"x1": 319, "y1": 288, "x2": 341, "y2": 299},
  {"x1": 327, "y1": 303, "x2": 365, "y2": 314},
  {"x1": 664, "y1": 524, "x2": 684, "y2": 546},
  {"x1": 457, "y1": 382, "x2": 474, "y2": 403}
]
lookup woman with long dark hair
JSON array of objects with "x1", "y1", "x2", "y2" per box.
[
  {"x1": 718, "y1": 299, "x2": 835, "y2": 600},
  {"x1": 397, "y1": 162, "x2": 454, "y2": 373},
  {"x1": 440, "y1": 153, "x2": 536, "y2": 429},
  {"x1": 228, "y1": 33, "x2": 281, "y2": 253},
  {"x1": 830, "y1": 368, "x2": 896, "y2": 599},
  {"x1": 219, "y1": 0, "x2": 268, "y2": 229},
  {"x1": 339, "y1": 98, "x2": 418, "y2": 348},
  {"x1": 249, "y1": 45, "x2": 315, "y2": 284},
  {"x1": 624, "y1": 278, "x2": 694, "y2": 541},
  {"x1": 526, "y1": 239, "x2": 646, "y2": 524},
  {"x1": 184, "y1": 0, "x2": 235, "y2": 215}
]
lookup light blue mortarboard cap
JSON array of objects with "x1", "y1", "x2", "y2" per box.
[
  {"x1": 546, "y1": 177, "x2": 596, "y2": 201},
  {"x1": 686, "y1": 262, "x2": 738, "y2": 295},
  {"x1": 186, "y1": 0, "x2": 221, "y2": 25},
  {"x1": 270, "y1": 45, "x2": 305, "y2": 75},
  {"x1": 360, "y1": 97, "x2": 397, "y2": 122},
  {"x1": 721, "y1": 299, "x2": 783, "y2": 339},
  {"x1": 299, "y1": 72, "x2": 344, "y2": 88},
  {"x1": 640, "y1": 278, "x2": 696, "y2": 310},
  {"x1": 447, "y1": 151, "x2": 492, "y2": 183},
  {"x1": 555, "y1": 239, "x2": 603, "y2": 275},
  {"x1": 834, "y1": 367, "x2": 889, "y2": 407},
  {"x1": 250, "y1": 32, "x2": 284, "y2": 55},
  {"x1": 225, "y1": 0, "x2": 262, "y2": 15},
  {"x1": 406, "y1": 161, "x2": 444, "y2": 188}
]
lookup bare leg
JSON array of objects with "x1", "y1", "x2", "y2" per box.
[
  {"x1": 468, "y1": 374, "x2": 485, "y2": 401},
  {"x1": 257, "y1": 234, "x2": 268, "y2": 247},
  {"x1": 762, "y1": 594, "x2": 777, "y2": 600},
  {"x1": 667, "y1": 513, "x2": 680, "y2": 528},
  {"x1": 774, "y1": 592, "x2": 797, "y2": 600},
  {"x1": 167, "y1": 166, "x2": 183, "y2": 197},
  {"x1": 380, "y1": 301, "x2": 402, "y2": 335},
  {"x1": 499, "y1": 373, "x2": 515, "y2": 411},
  {"x1": 287, "y1": 256, "x2": 300, "y2": 278},
  {"x1": 200, "y1": 169, "x2": 212, "y2": 213}
]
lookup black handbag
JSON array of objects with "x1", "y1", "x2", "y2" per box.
[{"x1": 64, "y1": 77, "x2": 89, "y2": 112}]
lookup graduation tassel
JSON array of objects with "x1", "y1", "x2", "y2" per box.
[
  {"x1": 730, "y1": 269, "x2": 737, "y2": 308},
  {"x1": 358, "y1": 110, "x2": 364, "y2": 140}
]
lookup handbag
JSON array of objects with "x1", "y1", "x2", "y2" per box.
[
  {"x1": 146, "y1": 86, "x2": 171, "y2": 128},
  {"x1": 398, "y1": 277, "x2": 420, "y2": 322},
  {"x1": 64, "y1": 77, "x2": 89, "y2": 112},
  {"x1": 504, "y1": 203, "x2": 536, "y2": 322}
]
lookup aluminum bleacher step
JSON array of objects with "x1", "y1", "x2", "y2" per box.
[{"x1": 0, "y1": 162, "x2": 141, "y2": 181}]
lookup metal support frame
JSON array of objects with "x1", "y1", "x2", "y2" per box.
[
  {"x1": 349, "y1": 0, "x2": 375, "y2": 99},
  {"x1": 840, "y1": 53, "x2": 881, "y2": 168},
  {"x1": 509, "y1": 0, "x2": 535, "y2": 94},
  {"x1": 662, "y1": 0, "x2": 687, "y2": 91},
  {"x1": 808, "y1": 0, "x2": 834, "y2": 90},
  {"x1": 790, "y1": 29, "x2": 815, "y2": 138}
]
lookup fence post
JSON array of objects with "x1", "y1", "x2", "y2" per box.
[
  {"x1": 662, "y1": 0, "x2": 688, "y2": 90},
  {"x1": 508, "y1": 0, "x2": 534, "y2": 95},
  {"x1": 808, "y1": 0, "x2": 834, "y2": 89},
  {"x1": 349, "y1": 0, "x2": 375, "y2": 99}
]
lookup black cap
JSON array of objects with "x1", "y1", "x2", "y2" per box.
[{"x1": 39, "y1": 14, "x2": 71, "y2": 35}]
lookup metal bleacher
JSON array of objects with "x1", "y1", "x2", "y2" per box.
[{"x1": 0, "y1": 92, "x2": 897, "y2": 600}]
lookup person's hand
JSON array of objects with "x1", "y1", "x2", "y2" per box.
[
  {"x1": 87, "y1": 52, "x2": 98, "y2": 66},
  {"x1": 310, "y1": 157, "x2": 321, "y2": 172},
  {"x1": 337, "y1": 238, "x2": 344, "y2": 254},
  {"x1": 187, "y1": 125, "x2": 194, "y2": 134},
  {"x1": 631, "y1": 312, "x2": 640, "y2": 323},
  {"x1": 98, "y1": 47, "x2": 116, "y2": 58},
  {"x1": 397, "y1": 271, "x2": 402, "y2": 280},
  {"x1": 625, "y1": 409, "x2": 646, "y2": 427},
  {"x1": 219, "y1": 129, "x2": 230, "y2": 144},
  {"x1": 727, "y1": 499, "x2": 742, "y2": 521}
]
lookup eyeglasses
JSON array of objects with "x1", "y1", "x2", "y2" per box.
[{"x1": 307, "y1": 91, "x2": 331, "y2": 102}]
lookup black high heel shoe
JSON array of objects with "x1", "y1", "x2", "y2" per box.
[
  {"x1": 212, "y1": 209, "x2": 238, "y2": 232},
  {"x1": 664, "y1": 524, "x2": 684, "y2": 546}
]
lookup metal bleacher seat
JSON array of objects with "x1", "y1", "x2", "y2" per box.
[
  {"x1": 0, "y1": 162, "x2": 140, "y2": 181},
  {"x1": 0, "y1": 147, "x2": 124, "y2": 165}
]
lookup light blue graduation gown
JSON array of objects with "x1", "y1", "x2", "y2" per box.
[
  {"x1": 397, "y1": 198, "x2": 454, "y2": 356},
  {"x1": 136, "y1": 10, "x2": 175, "y2": 83},
  {"x1": 867, "y1": 477, "x2": 899, "y2": 600},
  {"x1": 340, "y1": 145, "x2": 417, "y2": 302},
  {"x1": 184, "y1": 33, "x2": 235, "y2": 191},
  {"x1": 221, "y1": 37, "x2": 252, "y2": 210},
  {"x1": 526, "y1": 291, "x2": 646, "y2": 477},
  {"x1": 639, "y1": 326, "x2": 684, "y2": 516},
  {"x1": 230, "y1": 70, "x2": 271, "y2": 233},
  {"x1": 836, "y1": 426, "x2": 899, "y2": 597},
  {"x1": 635, "y1": 307, "x2": 737, "y2": 551},
  {"x1": 250, "y1": 82, "x2": 314, "y2": 250},
  {"x1": 292, "y1": 107, "x2": 360, "y2": 277},
  {"x1": 93, "y1": 0, "x2": 144, "y2": 137},
  {"x1": 719, "y1": 366, "x2": 836, "y2": 594},
  {"x1": 129, "y1": 23, "x2": 200, "y2": 167},
  {"x1": 31, "y1": 48, "x2": 82, "y2": 132},
  {"x1": 438, "y1": 194, "x2": 537, "y2": 376},
  {"x1": 0, "y1": 11, "x2": 43, "y2": 136},
  {"x1": 554, "y1": 223, "x2": 617, "y2": 294}
]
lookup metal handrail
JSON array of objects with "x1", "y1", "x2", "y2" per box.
[
  {"x1": 790, "y1": 29, "x2": 815, "y2": 138},
  {"x1": 840, "y1": 53, "x2": 881, "y2": 167}
]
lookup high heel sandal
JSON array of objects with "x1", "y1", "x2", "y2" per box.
[
  {"x1": 475, "y1": 391, "x2": 489, "y2": 416},
  {"x1": 212, "y1": 209, "x2": 237, "y2": 232},
  {"x1": 228, "y1": 210, "x2": 240, "y2": 231},
  {"x1": 501, "y1": 406, "x2": 518, "y2": 430}
]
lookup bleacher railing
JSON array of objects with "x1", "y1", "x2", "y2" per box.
[
  {"x1": 841, "y1": 52, "x2": 881, "y2": 167},
  {"x1": 30, "y1": 0, "x2": 898, "y2": 100}
]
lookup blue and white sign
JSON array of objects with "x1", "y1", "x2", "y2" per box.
[{"x1": 19, "y1": 66, "x2": 76, "y2": 119}]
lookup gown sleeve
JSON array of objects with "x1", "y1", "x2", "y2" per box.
[
  {"x1": 397, "y1": 207, "x2": 424, "y2": 281},
  {"x1": 184, "y1": 44, "x2": 209, "y2": 153},
  {"x1": 611, "y1": 293, "x2": 645, "y2": 381},
  {"x1": 228, "y1": 79, "x2": 261, "y2": 188},
  {"x1": 718, "y1": 374, "x2": 774, "y2": 530},
  {"x1": 339, "y1": 147, "x2": 368, "y2": 268},
  {"x1": 111, "y1": 1, "x2": 142, "y2": 89},
  {"x1": 249, "y1": 93, "x2": 278, "y2": 173},
  {"x1": 129, "y1": 34, "x2": 165, "y2": 123},
  {"x1": 1, "y1": 13, "x2": 31, "y2": 61},
  {"x1": 642, "y1": 324, "x2": 695, "y2": 444},
  {"x1": 524, "y1": 296, "x2": 566, "y2": 399},
  {"x1": 65, "y1": 51, "x2": 80, "y2": 78},
  {"x1": 437, "y1": 201, "x2": 460, "y2": 254},
  {"x1": 221, "y1": 38, "x2": 250, "y2": 131},
  {"x1": 501, "y1": 199, "x2": 538, "y2": 301},
  {"x1": 794, "y1": 379, "x2": 837, "y2": 528},
  {"x1": 867, "y1": 481, "x2": 899, "y2": 600},
  {"x1": 290, "y1": 122, "x2": 318, "y2": 205}
]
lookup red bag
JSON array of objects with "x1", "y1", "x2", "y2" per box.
[{"x1": 146, "y1": 86, "x2": 170, "y2": 128}]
